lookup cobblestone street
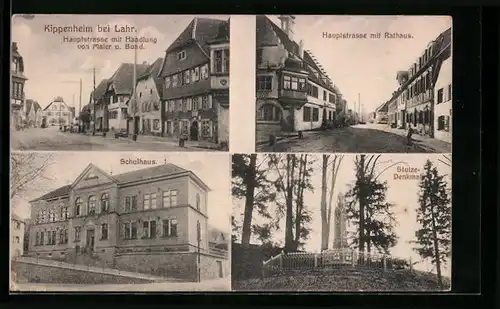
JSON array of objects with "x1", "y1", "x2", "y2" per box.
[
  {"x1": 11, "y1": 126, "x2": 210, "y2": 151},
  {"x1": 257, "y1": 124, "x2": 451, "y2": 153}
]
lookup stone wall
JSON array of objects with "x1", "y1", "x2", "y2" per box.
[
  {"x1": 256, "y1": 122, "x2": 282, "y2": 143},
  {"x1": 11, "y1": 260, "x2": 151, "y2": 284},
  {"x1": 200, "y1": 254, "x2": 229, "y2": 281}
]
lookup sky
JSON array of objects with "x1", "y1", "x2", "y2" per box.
[
  {"x1": 11, "y1": 152, "x2": 231, "y2": 233},
  {"x1": 11, "y1": 14, "x2": 229, "y2": 115},
  {"x1": 233, "y1": 154, "x2": 452, "y2": 276},
  {"x1": 267, "y1": 15, "x2": 452, "y2": 113}
]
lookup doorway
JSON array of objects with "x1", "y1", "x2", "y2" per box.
[
  {"x1": 86, "y1": 229, "x2": 95, "y2": 254},
  {"x1": 216, "y1": 260, "x2": 223, "y2": 278},
  {"x1": 190, "y1": 120, "x2": 199, "y2": 141}
]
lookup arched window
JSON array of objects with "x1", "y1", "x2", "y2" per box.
[
  {"x1": 258, "y1": 104, "x2": 281, "y2": 122},
  {"x1": 101, "y1": 193, "x2": 109, "y2": 213},
  {"x1": 42, "y1": 209, "x2": 47, "y2": 223},
  {"x1": 75, "y1": 197, "x2": 82, "y2": 216},
  {"x1": 88, "y1": 196, "x2": 96, "y2": 215},
  {"x1": 196, "y1": 193, "x2": 201, "y2": 210}
]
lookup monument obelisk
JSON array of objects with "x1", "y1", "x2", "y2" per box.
[{"x1": 333, "y1": 199, "x2": 347, "y2": 249}]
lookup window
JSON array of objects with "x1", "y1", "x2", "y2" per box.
[
  {"x1": 303, "y1": 106, "x2": 312, "y2": 122},
  {"x1": 151, "y1": 193, "x2": 157, "y2": 209},
  {"x1": 187, "y1": 97, "x2": 192, "y2": 111},
  {"x1": 329, "y1": 93, "x2": 336, "y2": 103},
  {"x1": 165, "y1": 76, "x2": 171, "y2": 88},
  {"x1": 124, "y1": 222, "x2": 138, "y2": 239},
  {"x1": 40, "y1": 231, "x2": 45, "y2": 245},
  {"x1": 101, "y1": 224, "x2": 108, "y2": 240},
  {"x1": 258, "y1": 104, "x2": 281, "y2": 121},
  {"x1": 437, "y1": 115, "x2": 446, "y2": 130},
  {"x1": 196, "y1": 193, "x2": 201, "y2": 210},
  {"x1": 193, "y1": 67, "x2": 200, "y2": 82},
  {"x1": 125, "y1": 196, "x2": 131, "y2": 212},
  {"x1": 101, "y1": 193, "x2": 109, "y2": 213},
  {"x1": 202, "y1": 95, "x2": 209, "y2": 109},
  {"x1": 142, "y1": 220, "x2": 156, "y2": 238},
  {"x1": 202, "y1": 120, "x2": 211, "y2": 137},
  {"x1": 256, "y1": 76, "x2": 272, "y2": 91},
  {"x1": 15, "y1": 236, "x2": 20, "y2": 243},
  {"x1": 172, "y1": 74, "x2": 179, "y2": 87},
  {"x1": 201, "y1": 64, "x2": 209, "y2": 79},
  {"x1": 282, "y1": 75, "x2": 299, "y2": 90},
  {"x1": 213, "y1": 49, "x2": 229, "y2": 73},
  {"x1": 49, "y1": 209, "x2": 55, "y2": 222},
  {"x1": 162, "y1": 190, "x2": 178, "y2": 207},
  {"x1": 184, "y1": 70, "x2": 190, "y2": 84},
  {"x1": 48, "y1": 231, "x2": 52, "y2": 245},
  {"x1": 15, "y1": 221, "x2": 21, "y2": 229},
  {"x1": 166, "y1": 121, "x2": 172, "y2": 135},
  {"x1": 59, "y1": 207, "x2": 69, "y2": 221},
  {"x1": 88, "y1": 196, "x2": 96, "y2": 215},
  {"x1": 192, "y1": 97, "x2": 199, "y2": 111},
  {"x1": 182, "y1": 98, "x2": 187, "y2": 112},
  {"x1": 177, "y1": 51, "x2": 186, "y2": 61},
  {"x1": 144, "y1": 193, "x2": 151, "y2": 210},
  {"x1": 437, "y1": 88, "x2": 444, "y2": 104},
  {"x1": 74, "y1": 227, "x2": 81, "y2": 242},
  {"x1": 307, "y1": 83, "x2": 319, "y2": 98},
  {"x1": 162, "y1": 219, "x2": 178, "y2": 237},
  {"x1": 447, "y1": 84, "x2": 452, "y2": 101},
  {"x1": 312, "y1": 108, "x2": 319, "y2": 122},
  {"x1": 323, "y1": 91, "x2": 327, "y2": 101},
  {"x1": 75, "y1": 198, "x2": 82, "y2": 216},
  {"x1": 59, "y1": 229, "x2": 64, "y2": 244},
  {"x1": 153, "y1": 119, "x2": 160, "y2": 130}
]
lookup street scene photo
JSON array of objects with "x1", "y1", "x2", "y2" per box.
[
  {"x1": 11, "y1": 14, "x2": 230, "y2": 151},
  {"x1": 255, "y1": 15, "x2": 452, "y2": 153},
  {"x1": 232, "y1": 153, "x2": 451, "y2": 291},
  {"x1": 10, "y1": 152, "x2": 231, "y2": 292}
]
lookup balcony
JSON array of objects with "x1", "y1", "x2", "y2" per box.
[{"x1": 279, "y1": 89, "x2": 308, "y2": 109}]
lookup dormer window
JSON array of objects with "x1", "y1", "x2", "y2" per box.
[{"x1": 177, "y1": 51, "x2": 186, "y2": 61}]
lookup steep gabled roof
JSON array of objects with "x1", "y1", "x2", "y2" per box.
[
  {"x1": 208, "y1": 18, "x2": 230, "y2": 44},
  {"x1": 256, "y1": 15, "x2": 335, "y2": 93},
  {"x1": 43, "y1": 98, "x2": 70, "y2": 111},
  {"x1": 166, "y1": 17, "x2": 227, "y2": 55},
  {"x1": 92, "y1": 79, "x2": 110, "y2": 100},
  {"x1": 108, "y1": 64, "x2": 150, "y2": 95},
  {"x1": 25, "y1": 99, "x2": 41, "y2": 115},
  {"x1": 70, "y1": 163, "x2": 118, "y2": 189},
  {"x1": 137, "y1": 58, "x2": 165, "y2": 97}
]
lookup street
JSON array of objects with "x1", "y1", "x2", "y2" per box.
[
  {"x1": 11, "y1": 126, "x2": 208, "y2": 151},
  {"x1": 258, "y1": 124, "x2": 451, "y2": 153},
  {"x1": 11, "y1": 278, "x2": 231, "y2": 292}
]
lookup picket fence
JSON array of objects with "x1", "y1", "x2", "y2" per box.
[{"x1": 261, "y1": 248, "x2": 412, "y2": 277}]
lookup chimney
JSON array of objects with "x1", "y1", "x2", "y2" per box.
[
  {"x1": 298, "y1": 40, "x2": 304, "y2": 58},
  {"x1": 278, "y1": 15, "x2": 295, "y2": 40}
]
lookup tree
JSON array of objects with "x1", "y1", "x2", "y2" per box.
[
  {"x1": 268, "y1": 154, "x2": 315, "y2": 252},
  {"x1": 344, "y1": 155, "x2": 399, "y2": 257},
  {"x1": 232, "y1": 154, "x2": 275, "y2": 245},
  {"x1": 320, "y1": 154, "x2": 344, "y2": 251},
  {"x1": 413, "y1": 160, "x2": 451, "y2": 288},
  {"x1": 10, "y1": 153, "x2": 54, "y2": 213}
]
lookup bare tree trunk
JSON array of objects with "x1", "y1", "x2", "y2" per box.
[
  {"x1": 285, "y1": 155, "x2": 295, "y2": 252},
  {"x1": 294, "y1": 155, "x2": 308, "y2": 251},
  {"x1": 430, "y1": 180, "x2": 443, "y2": 288},
  {"x1": 320, "y1": 155, "x2": 329, "y2": 251},
  {"x1": 241, "y1": 154, "x2": 257, "y2": 245},
  {"x1": 326, "y1": 155, "x2": 344, "y2": 251},
  {"x1": 358, "y1": 155, "x2": 366, "y2": 257}
]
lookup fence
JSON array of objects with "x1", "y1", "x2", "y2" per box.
[{"x1": 262, "y1": 249, "x2": 412, "y2": 277}]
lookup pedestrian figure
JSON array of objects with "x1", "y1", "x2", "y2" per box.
[{"x1": 406, "y1": 124, "x2": 414, "y2": 147}]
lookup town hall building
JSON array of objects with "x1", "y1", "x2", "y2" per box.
[{"x1": 27, "y1": 163, "x2": 229, "y2": 281}]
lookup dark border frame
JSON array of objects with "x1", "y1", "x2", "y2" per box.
[{"x1": 2, "y1": 1, "x2": 490, "y2": 308}]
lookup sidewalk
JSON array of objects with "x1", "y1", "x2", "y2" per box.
[
  {"x1": 13, "y1": 256, "x2": 171, "y2": 282},
  {"x1": 378, "y1": 127, "x2": 452, "y2": 153},
  {"x1": 101, "y1": 132, "x2": 223, "y2": 150}
]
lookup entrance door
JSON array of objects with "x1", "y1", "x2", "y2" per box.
[
  {"x1": 86, "y1": 229, "x2": 95, "y2": 254},
  {"x1": 217, "y1": 260, "x2": 223, "y2": 278},
  {"x1": 190, "y1": 121, "x2": 199, "y2": 141}
]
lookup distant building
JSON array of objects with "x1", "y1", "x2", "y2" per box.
[
  {"x1": 28, "y1": 163, "x2": 229, "y2": 281},
  {"x1": 159, "y1": 17, "x2": 230, "y2": 146},
  {"x1": 255, "y1": 15, "x2": 343, "y2": 141},
  {"x1": 11, "y1": 42, "x2": 28, "y2": 130},
  {"x1": 43, "y1": 97, "x2": 73, "y2": 126},
  {"x1": 24, "y1": 99, "x2": 42, "y2": 128},
  {"x1": 11, "y1": 214, "x2": 25, "y2": 259},
  {"x1": 135, "y1": 58, "x2": 164, "y2": 136}
]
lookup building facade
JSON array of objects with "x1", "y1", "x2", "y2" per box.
[
  {"x1": 11, "y1": 42, "x2": 28, "y2": 130},
  {"x1": 433, "y1": 41, "x2": 452, "y2": 143},
  {"x1": 11, "y1": 214, "x2": 25, "y2": 259},
  {"x1": 27, "y1": 164, "x2": 229, "y2": 281},
  {"x1": 43, "y1": 97, "x2": 73, "y2": 126},
  {"x1": 159, "y1": 17, "x2": 230, "y2": 146},
  {"x1": 255, "y1": 15, "x2": 341, "y2": 142},
  {"x1": 24, "y1": 99, "x2": 43, "y2": 128},
  {"x1": 136, "y1": 58, "x2": 164, "y2": 136}
]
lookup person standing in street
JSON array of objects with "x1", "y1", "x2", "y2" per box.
[{"x1": 406, "y1": 123, "x2": 414, "y2": 146}]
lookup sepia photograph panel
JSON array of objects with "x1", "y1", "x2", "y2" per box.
[
  {"x1": 255, "y1": 15, "x2": 452, "y2": 154},
  {"x1": 11, "y1": 14, "x2": 229, "y2": 152},
  {"x1": 10, "y1": 152, "x2": 231, "y2": 292},
  {"x1": 232, "y1": 153, "x2": 451, "y2": 292}
]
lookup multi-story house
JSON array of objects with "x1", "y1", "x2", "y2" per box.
[
  {"x1": 11, "y1": 214, "x2": 25, "y2": 259},
  {"x1": 11, "y1": 42, "x2": 28, "y2": 130},
  {"x1": 374, "y1": 101, "x2": 389, "y2": 124},
  {"x1": 89, "y1": 79, "x2": 110, "y2": 132},
  {"x1": 27, "y1": 163, "x2": 229, "y2": 281},
  {"x1": 387, "y1": 93, "x2": 398, "y2": 128},
  {"x1": 255, "y1": 15, "x2": 342, "y2": 142},
  {"x1": 433, "y1": 32, "x2": 452, "y2": 143},
  {"x1": 136, "y1": 58, "x2": 164, "y2": 136},
  {"x1": 24, "y1": 99, "x2": 42, "y2": 127},
  {"x1": 43, "y1": 97, "x2": 72, "y2": 127},
  {"x1": 159, "y1": 17, "x2": 230, "y2": 146}
]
